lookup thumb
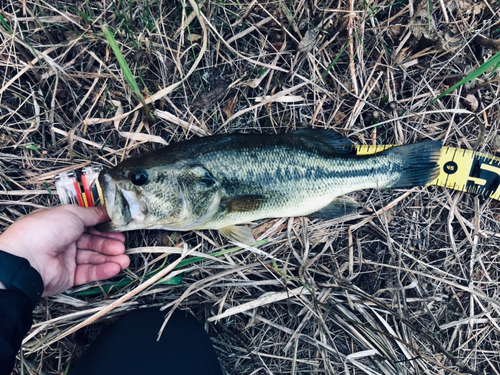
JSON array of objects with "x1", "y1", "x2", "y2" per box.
[{"x1": 62, "y1": 205, "x2": 111, "y2": 227}]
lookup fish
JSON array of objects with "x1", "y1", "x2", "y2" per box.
[{"x1": 98, "y1": 129, "x2": 441, "y2": 244}]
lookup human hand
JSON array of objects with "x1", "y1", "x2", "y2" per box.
[{"x1": 0, "y1": 205, "x2": 130, "y2": 297}]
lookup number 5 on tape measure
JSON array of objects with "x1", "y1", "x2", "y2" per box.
[{"x1": 429, "y1": 147, "x2": 500, "y2": 200}]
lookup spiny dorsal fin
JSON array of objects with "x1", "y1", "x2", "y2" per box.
[
  {"x1": 308, "y1": 198, "x2": 359, "y2": 219},
  {"x1": 219, "y1": 225, "x2": 255, "y2": 244},
  {"x1": 222, "y1": 195, "x2": 266, "y2": 214},
  {"x1": 292, "y1": 129, "x2": 354, "y2": 153}
]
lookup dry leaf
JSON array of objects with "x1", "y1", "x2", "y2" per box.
[
  {"x1": 393, "y1": 47, "x2": 409, "y2": 64},
  {"x1": 399, "y1": 59, "x2": 419, "y2": 69},
  {"x1": 474, "y1": 35, "x2": 500, "y2": 51},
  {"x1": 118, "y1": 131, "x2": 168, "y2": 146},
  {"x1": 0, "y1": 133, "x2": 15, "y2": 146},
  {"x1": 187, "y1": 33, "x2": 202, "y2": 42},
  {"x1": 223, "y1": 95, "x2": 238, "y2": 118},
  {"x1": 111, "y1": 100, "x2": 123, "y2": 130},
  {"x1": 208, "y1": 286, "x2": 311, "y2": 321},
  {"x1": 254, "y1": 95, "x2": 305, "y2": 103},
  {"x1": 334, "y1": 111, "x2": 347, "y2": 123},
  {"x1": 453, "y1": 0, "x2": 485, "y2": 14},
  {"x1": 297, "y1": 28, "x2": 319, "y2": 52},
  {"x1": 388, "y1": 25, "x2": 403, "y2": 38},
  {"x1": 154, "y1": 109, "x2": 208, "y2": 136},
  {"x1": 191, "y1": 80, "x2": 229, "y2": 109},
  {"x1": 242, "y1": 69, "x2": 270, "y2": 88},
  {"x1": 472, "y1": 2, "x2": 485, "y2": 15},
  {"x1": 464, "y1": 94, "x2": 479, "y2": 111},
  {"x1": 492, "y1": 133, "x2": 500, "y2": 153}
]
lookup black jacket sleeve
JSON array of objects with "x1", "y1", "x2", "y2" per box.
[{"x1": 0, "y1": 289, "x2": 33, "y2": 375}]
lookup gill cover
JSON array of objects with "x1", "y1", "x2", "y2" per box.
[{"x1": 176, "y1": 165, "x2": 222, "y2": 230}]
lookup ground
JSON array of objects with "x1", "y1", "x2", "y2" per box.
[{"x1": 1, "y1": 0, "x2": 500, "y2": 374}]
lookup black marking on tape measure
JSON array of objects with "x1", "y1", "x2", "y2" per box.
[
  {"x1": 465, "y1": 154, "x2": 500, "y2": 198},
  {"x1": 444, "y1": 147, "x2": 459, "y2": 188},
  {"x1": 443, "y1": 161, "x2": 458, "y2": 175}
]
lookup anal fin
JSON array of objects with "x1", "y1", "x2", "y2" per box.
[
  {"x1": 308, "y1": 198, "x2": 359, "y2": 219},
  {"x1": 219, "y1": 225, "x2": 255, "y2": 245}
]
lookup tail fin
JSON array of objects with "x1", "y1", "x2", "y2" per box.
[{"x1": 383, "y1": 141, "x2": 441, "y2": 188}]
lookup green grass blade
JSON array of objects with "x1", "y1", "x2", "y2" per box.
[
  {"x1": 72, "y1": 275, "x2": 184, "y2": 296},
  {"x1": 321, "y1": 33, "x2": 355, "y2": 79},
  {"x1": 102, "y1": 25, "x2": 146, "y2": 107},
  {"x1": 0, "y1": 13, "x2": 12, "y2": 33},
  {"x1": 433, "y1": 50, "x2": 500, "y2": 101},
  {"x1": 71, "y1": 240, "x2": 269, "y2": 296}
]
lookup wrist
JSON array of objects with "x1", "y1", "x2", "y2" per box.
[
  {"x1": 0, "y1": 233, "x2": 27, "y2": 257},
  {"x1": 0, "y1": 234, "x2": 40, "y2": 276},
  {"x1": 0, "y1": 250, "x2": 44, "y2": 308}
]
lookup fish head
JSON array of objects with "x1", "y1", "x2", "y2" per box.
[{"x1": 98, "y1": 161, "x2": 222, "y2": 232}]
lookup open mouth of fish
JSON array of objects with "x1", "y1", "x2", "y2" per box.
[{"x1": 98, "y1": 171, "x2": 145, "y2": 230}]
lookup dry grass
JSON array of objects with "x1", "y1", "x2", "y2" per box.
[{"x1": 1, "y1": 0, "x2": 500, "y2": 374}]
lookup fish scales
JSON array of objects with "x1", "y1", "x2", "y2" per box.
[
  {"x1": 98, "y1": 130, "x2": 441, "y2": 243},
  {"x1": 197, "y1": 143, "x2": 406, "y2": 229}
]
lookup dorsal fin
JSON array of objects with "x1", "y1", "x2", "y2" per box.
[{"x1": 292, "y1": 129, "x2": 354, "y2": 154}]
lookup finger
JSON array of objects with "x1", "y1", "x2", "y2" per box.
[
  {"x1": 61, "y1": 205, "x2": 111, "y2": 227},
  {"x1": 88, "y1": 227, "x2": 126, "y2": 242},
  {"x1": 76, "y1": 250, "x2": 130, "y2": 269},
  {"x1": 74, "y1": 263, "x2": 123, "y2": 285},
  {"x1": 76, "y1": 233, "x2": 126, "y2": 255}
]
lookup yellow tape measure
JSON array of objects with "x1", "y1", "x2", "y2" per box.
[{"x1": 355, "y1": 144, "x2": 500, "y2": 201}]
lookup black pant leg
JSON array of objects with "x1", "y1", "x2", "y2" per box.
[{"x1": 71, "y1": 308, "x2": 224, "y2": 375}]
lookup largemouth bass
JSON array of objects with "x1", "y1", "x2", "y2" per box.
[{"x1": 98, "y1": 129, "x2": 441, "y2": 243}]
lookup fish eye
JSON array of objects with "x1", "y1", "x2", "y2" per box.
[{"x1": 130, "y1": 168, "x2": 149, "y2": 186}]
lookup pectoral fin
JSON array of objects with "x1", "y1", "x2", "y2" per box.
[
  {"x1": 222, "y1": 195, "x2": 266, "y2": 213},
  {"x1": 308, "y1": 198, "x2": 359, "y2": 219},
  {"x1": 219, "y1": 225, "x2": 255, "y2": 244}
]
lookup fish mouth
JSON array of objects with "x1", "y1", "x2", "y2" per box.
[
  {"x1": 98, "y1": 170, "x2": 147, "y2": 231},
  {"x1": 121, "y1": 189, "x2": 146, "y2": 222},
  {"x1": 98, "y1": 171, "x2": 132, "y2": 231}
]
